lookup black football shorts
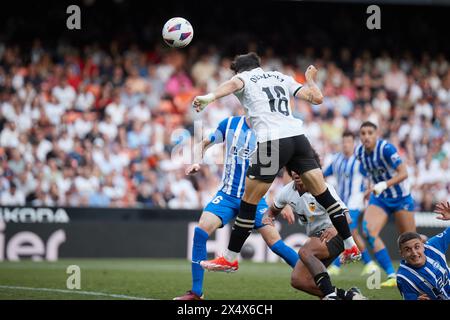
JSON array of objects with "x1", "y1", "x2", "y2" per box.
[
  {"x1": 311, "y1": 229, "x2": 345, "y2": 267},
  {"x1": 246, "y1": 134, "x2": 320, "y2": 183}
]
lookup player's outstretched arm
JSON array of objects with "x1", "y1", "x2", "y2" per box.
[
  {"x1": 434, "y1": 201, "x2": 450, "y2": 220},
  {"x1": 295, "y1": 65, "x2": 323, "y2": 105},
  {"x1": 192, "y1": 78, "x2": 244, "y2": 112},
  {"x1": 186, "y1": 138, "x2": 215, "y2": 175}
]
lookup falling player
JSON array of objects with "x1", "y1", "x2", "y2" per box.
[
  {"x1": 356, "y1": 121, "x2": 416, "y2": 287},
  {"x1": 193, "y1": 52, "x2": 360, "y2": 272},
  {"x1": 174, "y1": 116, "x2": 299, "y2": 300},
  {"x1": 324, "y1": 131, "x2": 380, "y2": 276}
]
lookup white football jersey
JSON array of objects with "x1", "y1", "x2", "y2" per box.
[
  {"x1": 232, "y1": 67, "x2": 305, "y2": 143},
  {"x1": 273, "y1": 182, "x2": 348, "y2": 236}
]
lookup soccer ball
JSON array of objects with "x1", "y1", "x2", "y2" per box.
[{"x1": 162, "y1": 17, "x2": 194, "y2": 48}]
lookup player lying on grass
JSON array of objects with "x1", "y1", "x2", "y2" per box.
[
  {"x1": 194, "y1": 53, "x2": 360, "y2": 273},
  {"x1": 174, "y1": 116, "x2": 299, "y2": 300},
  {"x1": 264, "y1": 166, "x2": 367, "y2": 300},
  {"x1": 396, "y1": 201, "x2": 450, "y2": 300}
]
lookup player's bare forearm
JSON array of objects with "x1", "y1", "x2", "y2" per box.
[
  {"x1": 193, "y1": 78, "x2": 243, "y2": 112},
  {"x1": 296, "y1": 65, "x2": 323, "y2": 104},
  {"x1": 213, "y1": 78, "x2": 244, "y2": 99},
  {"x1": 297, "y1": 85, "x2": 323, "y2": 105},
  {"x1": 269, "y1": 205, "x2": 283, "y2": 217},
  {"x1": 202, "y1": 138, "x2": 214, "y2": 156},
  {"x1": 387, "y1": 163, "x2": 408, "y2": 188}
]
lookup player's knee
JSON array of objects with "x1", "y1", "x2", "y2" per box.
[
  {"x1": 261, "y1": 228, "x2": 280, "y2": 247},
  {"x1": 298, "y1": 246, "x2": 312, "y2": 261},
  {"x1": 362, "y1": 220, "x2": 377, "y2": 249},
  {"x1": 290, "y1": 273, "x2": 303, "y2": 290},
  {"x1": 291, "y1": 273, "x2": 312, "y2": 292},
  {"x1": 197, "y1": 220, "x2": 217, "y2": 235}
]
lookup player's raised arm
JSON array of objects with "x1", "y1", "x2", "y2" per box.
[
  {"x1": 186, "y1": 137, "x2": 213, "y2": 175},
  {"x1": 295, "y1": 65, "x2": 324, "y2": 105},
  {"x1": 434, "y1": 201, "x2": 450, "y2": 220},
  {"x1": 192, "y1": 78, "x2": 244, "y2": 112}
]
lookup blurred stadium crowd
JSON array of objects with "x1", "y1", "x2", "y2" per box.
[{"x1": 0, "y1": 40, "x2": 449, "y2": 211}]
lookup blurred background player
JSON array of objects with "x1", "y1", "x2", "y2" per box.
[
  {"x1": 396, "y1": 201, "x2": 450, "y2": 300},
  {"x1": 174, "y1": 116, "x2": 298, "y2": 300},
  {"x1": 356, "y1": 121, "x2": 416, "y2": 287},
  {"x1": 194, "y1": 53, "x2": 360, "y2": 272},
  {"x1": 324, "y1": 131, "x2": 380, "y2": 276},
  {"x1": 265, "y1": 166, "x2": 367, "y2": 300}
]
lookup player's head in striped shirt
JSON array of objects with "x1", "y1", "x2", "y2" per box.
[
  {"x1": 359, "y1": 121, "x2": 378, "y2": 152},
  {"x1": 398, "y1": 232, "x2": 425, "y2": 268},
  {"x1": 342, "y1": 130, "x2": 355, "y2": 157}
]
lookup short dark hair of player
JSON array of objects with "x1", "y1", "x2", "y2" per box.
[
  {"x1": 230, "y1": 52, "x2": 261, "y2": 73},
  {"x1": 397, "y1": 232, "x2": 422, "y2": 249},
  {"x1": 342, "y1": 130, "x2": 355, "y2": 139},
  {"x1": 286, "y1": 148, "x2": 322, "y2": 176},
  {"x1": 360, "y1": 121, "x2": 377, "y2": 131}
]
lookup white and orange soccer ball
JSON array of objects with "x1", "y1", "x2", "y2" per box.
[{"x1": 162, "y1": 17, "x2": 194, "y2": 48}]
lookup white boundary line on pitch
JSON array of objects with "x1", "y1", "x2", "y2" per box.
[{"x1": 0, "y1": 285, "x2": 155, "y2": 300}]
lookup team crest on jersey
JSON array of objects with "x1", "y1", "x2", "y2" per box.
[
  {"x1": 231, "y1": 146, "x2": 256, "y2": 160},
  {"x1": 308, "y1": 202, "x2": 316, "y2": 212},
  {"x1": 369, "y1": 168, "x2": 386, "y2": 176}
]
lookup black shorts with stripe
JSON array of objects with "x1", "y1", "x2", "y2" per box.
[{"x1": 246, "y1": 134, "x2": 320, "y2": 183}]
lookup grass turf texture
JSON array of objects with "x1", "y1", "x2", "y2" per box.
[{"x1": 0, "y1": 259, "x2": 401, "y2": 300}]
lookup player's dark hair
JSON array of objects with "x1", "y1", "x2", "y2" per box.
[
  {"x1": 360, "y1": 121, "x2": 377, "y2": 131},
  {"x1": 397, "y1": 232, "x2": 422, "y2": 249},
  {"x1": 342, "y1": 130, "x2": 354, "y2": 139},
  {"x1": 230, "y1": 52, "x2": 261, "y2": 73}
]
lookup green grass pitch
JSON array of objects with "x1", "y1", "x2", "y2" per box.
[{"x1": 0, "y1": 259, "x2": 402, "y2": 300}]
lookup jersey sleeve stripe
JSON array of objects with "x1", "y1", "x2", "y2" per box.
[
  {"x1": 293, "y1": 85, "x2": 302, "y2": 97},
  {"x1": 233, "y1": 75, "x2": 246, "y2": 93},
  {"x1": 273, "y1": 203, "x2": 284, "y2": 210},
  {"x1": 424, "y1": 244, "x2": 447, "y2": 262}
]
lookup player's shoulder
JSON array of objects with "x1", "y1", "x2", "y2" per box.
[
  {"x1": 223, "y1": 116, "x2": 244, "y2": 127},
  {"x1": 277, "y1": 181, "x2": 297, "y2": 199},
  {"x1": 396, "y1": 261, "x2": 410, "y2": 276},
  {"x1": 355, "y1": 144, "x2": 364, "y2": 157},
  {"x1": 379, "y1": 139, "x2": 396, "y2": 151}
]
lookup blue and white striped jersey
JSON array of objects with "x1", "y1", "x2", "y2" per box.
[
  {"x1": 355, "y1": 139, "x2": 410, "y2": 199},
  {"x1": 209, "y1": 116, "x2": 257, "y2": 198},
  {"x1": 323, "y1": 152, "x2": 366, "y2": 211},
  {"x1": 397, "y1": 228, "x2": 450, "y2": 300}
]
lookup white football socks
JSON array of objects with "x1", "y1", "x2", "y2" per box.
[
  {"x1": 343, "y1": 237, "x2": 357, "y2": 250},
  {"x1": 224, "y1": 249, "x2": 239, "y2": 262}
]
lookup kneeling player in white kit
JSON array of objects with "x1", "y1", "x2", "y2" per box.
[
  {"x1": 193, "y1": 52, "x2": 360, "y2": 272},
  {"x1": 265, "y1": 165, "x2": 367, "y2": 300}
]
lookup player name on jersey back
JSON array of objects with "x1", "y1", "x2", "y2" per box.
[{"x1": 233, "y1": 67, "x2": 305, "y2": 143}]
